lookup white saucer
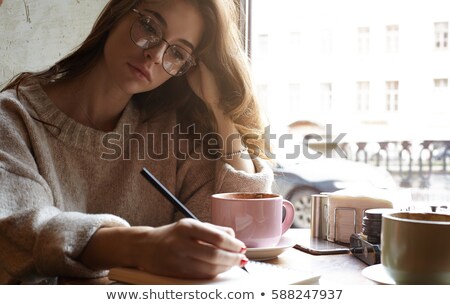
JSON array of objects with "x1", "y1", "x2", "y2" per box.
[
  {"x1": 246, "y1": 236, "x2": 296, "y2": 261},
  {"x1": 362, "y1": 264, "x2": 396, "y2": 285}
]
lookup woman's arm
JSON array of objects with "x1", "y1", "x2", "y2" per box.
[
  {"x1": 0, "y1": 94, "x2": 128, "y2": 283},
  {"x1": 0, "y1": 168, "x2": 129, "y2": 283},
  {"x1": 80, "y1": 219, "x2": 247, "y2": 279}
]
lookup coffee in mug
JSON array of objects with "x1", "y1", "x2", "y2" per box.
[{"x1": 211, "y1": 192, "x2": 295, "y2": 248}]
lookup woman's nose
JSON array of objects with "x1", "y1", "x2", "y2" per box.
[{"x1": 144, "y1": 42, "x2": 167, "y2": 64}]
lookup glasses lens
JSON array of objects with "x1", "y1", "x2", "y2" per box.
[
  {"x1": 163, "y1": 45, "x2": 194, "y2": 76},
  {"x1": 130, "y1": 16, "x2": 162, "y2": 49}
]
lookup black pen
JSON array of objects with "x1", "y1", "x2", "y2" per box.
[
  {"x1": 140, "y1": 167, "x2": 248, "y2": 273},
  {"x1": 141, "y1": 167, "x2": 198, "y2": 220}
]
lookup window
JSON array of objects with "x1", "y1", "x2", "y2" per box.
[
  {"x1": 289, "y1": 32, "x2": 302, "y2": 53},
  {"x1": 256, "y1": 34, "x2": 269, "y2": 56},
  {"x1": 289, "y1": 83, "x2": 301, "y2": 114},
  {"x1": 386, "y1": 25, "x2": 399, "y2": 53},
  {"x1": 249, "y1": 0, "x2": 450, "y2": 165},
  {"x1": 256, "y1": 84, "x2": 269, "y2": 113},
  {"x1": 357, "y1": 81, "x2": 370, "y2": 112},
  {"x1": 321, "y1": 29, "x2": 332, "y2": 54},
  {"x1": 435, "y1": 22, "x2": 448, "y2": 50},
  {"x1": 357, "y1": 27, "x2": 370, "y2": 54},
  {"x1": 434, "y1": 78, "x2": 448, "y2": 106},
  {"x1": 434, "y1": 78, "x2": 448, "y2": 88},
  {"x1": 320, "y1": 83, "x2": 332, "y2": 110},
  {"x1": 386, "y1": 81, "x2": 399, "y2": 112}
]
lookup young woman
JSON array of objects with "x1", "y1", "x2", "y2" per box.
[{"x1": 0, "y1": 0, "x2": 272, "y2": 284}]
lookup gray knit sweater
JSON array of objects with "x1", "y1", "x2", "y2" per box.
[{"x1": 0, "y1": 79, "x2": 273, "y2": 284}]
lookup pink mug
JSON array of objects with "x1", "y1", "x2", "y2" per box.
[{"x1": 211, "y1": 192, "x2": 295, "y2": 248}]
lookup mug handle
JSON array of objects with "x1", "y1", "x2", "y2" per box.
[{"x1": 281, "y1": 199, "x2": 295, "y2": 234}]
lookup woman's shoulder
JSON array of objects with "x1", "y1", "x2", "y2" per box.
[
  {"x1": 0, "y1": 77, "x2": 46, "y2": 117},
  {"x1": 0, "y1": 88, "x2": 31, "y2": 124},
  {"x1": 0, "y1": 78, "x2": 55, "y2": 141},
  {"x1": 0, "y1": 86, "x2": 22, "y2": 107}
]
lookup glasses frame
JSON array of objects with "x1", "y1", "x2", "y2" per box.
[{"x1": 130, "y1": 8, "x2": 196, "y2": 77}]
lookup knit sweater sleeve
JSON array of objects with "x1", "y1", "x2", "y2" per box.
[
  {"x1": 175, "y1": 155, "x2": 274, "y2": 222},
  {"x1": 0, "y1": 93, "x2": 129, "y2": 284}
]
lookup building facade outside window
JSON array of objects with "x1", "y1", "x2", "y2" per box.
[
  {"x1": 320, "y1": 83, "x2": 333, "y2": 111},
  {"x1": 256, "y1": 84, "x2": 269, "y2": 114},
  {"x1": 357, "y1": 81, "x2": 370, "y2": 112},
  {"x1": 256, "y1": 34, "x2": 269, "y2": 56},
  {"x1": 433, "y1": 78, "x2": 448, "y2": 108},
  {"x1": 289, "y1": 32, "x2": 302, "y2": 53},
  {"x1": 321, "y1": 29, "x2": 333, "y2": 54},
  {"x1": 434, "y1": 22, "x2": 448, "y2": 50},
  {"x1": 434, "y1": 78, "x2": 448, "y2": 88},
  {"x1": 250, "y1": 0, "x2": 449, "y2": 142},
  {"x1": 289, "y1": 83, "x2": 302, "y2": 115},
  {"x1": 357, "y1": 27, "x2": 370, "y2": 54},
  {"x1": 386, "y1": 81, "x2": 399, "y2": 112},
  {"x1": 386, "y1": 25, "x2": 399, "y2": 53}
]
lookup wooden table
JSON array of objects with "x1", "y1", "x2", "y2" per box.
[{"x1": 265, "y1": 229, "x2": 375, "y2": 285}]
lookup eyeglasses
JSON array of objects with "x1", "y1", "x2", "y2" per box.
[{"x1": 130, "y1": 8, "x2": 196, "y2": 77}]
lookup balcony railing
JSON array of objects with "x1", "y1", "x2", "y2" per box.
[{"x1": 340, "y1": 140, "x2": 450, "y2": 188}]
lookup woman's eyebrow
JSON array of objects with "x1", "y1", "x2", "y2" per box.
[
  {"x1": 143, "y1": 9, "x2": 195, "y2": 52},
  {"x1": 178, "y1": 39, "x2": 195, "y2": 52},
  {"x1": 143, "y1": 9, "x2": 167, "y2": 28}
]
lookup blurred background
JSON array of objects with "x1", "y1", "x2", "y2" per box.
[{"x1": 249, "y1": 0, "x2": 450, "y2": 225}]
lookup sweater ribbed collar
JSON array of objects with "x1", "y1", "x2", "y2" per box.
[{"x1": 19, "y1": 78, "x2": 141, "y2": 152}]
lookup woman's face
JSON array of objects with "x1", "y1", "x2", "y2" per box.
[{"x1": 103, "y1": 0, "x2": 204, "y2": 95}]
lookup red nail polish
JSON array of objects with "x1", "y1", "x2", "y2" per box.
[
  {"x1": 240, "y1": 258, "x2": 249, "y2": 267},
  {"x1": 240, "y1": 247, "x2": 247, "y2": 253}
]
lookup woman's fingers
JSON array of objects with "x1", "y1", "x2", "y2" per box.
[
  {"x1": 181, "y1": 237, "x2": 247, "y2": 267},
  {"x1": 163, "y1": 255, "x2": 234, "y2": 279},
  {"x1": 175, "y1": 219, "x2": 246, "y2": 253},
  {"x1": 135, "y1": 219, "x2": 248, "y2": 279},
  {"x1": 210, "y1": 223, "x2": 236, "y2": 238}
]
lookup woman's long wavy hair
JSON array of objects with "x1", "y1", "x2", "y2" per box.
[{"x1": 2, "y1": 0, "x2": 268, "y2": 158}]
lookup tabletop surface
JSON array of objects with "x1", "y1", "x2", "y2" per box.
[
  {"x1": 265, "y1": 229, "x2": 375, "y2": 285},
  {"x1": 59, "y1": 228, "x2": 376, "y2": 285}
]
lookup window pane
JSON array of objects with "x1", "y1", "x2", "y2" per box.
[{"x1": 250, "y1": 0, "x2": 450, "y2": 154}]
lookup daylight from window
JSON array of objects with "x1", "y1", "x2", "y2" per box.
[{"x1": 251, "y1": 0, "x2": 449, "y2": 196}]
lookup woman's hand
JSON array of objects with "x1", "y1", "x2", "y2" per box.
[
  {"x1": 185, "y1": 61, "x2": 255, "y2": 173},
  {"x1": 186, "y1": 62, "x2": 221, "y2": 111},
  {"x1": 129, "y1": 219, "x2": 248, "y2": 279},
  {"x1": 81, "y1": 219, "x2": 247, "y2": 279}
]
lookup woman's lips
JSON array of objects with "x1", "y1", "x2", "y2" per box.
[{"x1": 128, "y1": 63, "x2": 151, "y2": 82}]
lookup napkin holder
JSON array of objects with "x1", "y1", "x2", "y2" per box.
[{"x1": 311, "y1": 190, "x2": 393, "y2": 244}]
